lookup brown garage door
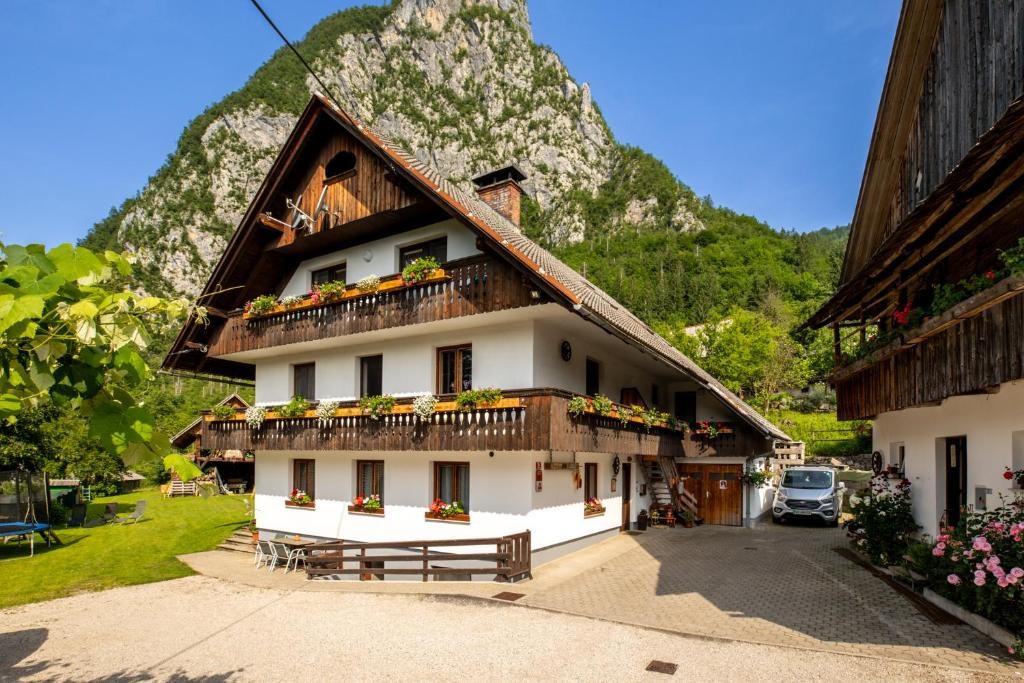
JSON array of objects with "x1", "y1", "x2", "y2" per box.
[{"x1": 678, "y1": 463, "x2": 743, "y2": 526}]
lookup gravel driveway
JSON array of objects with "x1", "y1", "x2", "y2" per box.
[{"x1": 0, "y1": 575, "x2": 1015, "y2": 682}]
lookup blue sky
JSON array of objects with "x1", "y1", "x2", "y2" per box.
[{"x1": 0, "y1": 1, "x2": 899, "y2": 247}]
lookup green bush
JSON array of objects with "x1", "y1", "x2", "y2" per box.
[
  {"x1": 455, "y1": 388, "x2": 503, "y2": 411},
  {"x1": 766, "y1": 410, "x2": 870, "y2": 458},
  {"x1": 277, "y1": 396, "x2": 310, "y2": 418}
]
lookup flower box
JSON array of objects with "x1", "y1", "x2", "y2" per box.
[
  {"x1": 424, "y1": 512, "x2": 471, "y2": 523},
  {"x1": 204, "y1": 396, "x2": 525, "y2": 423},
  {"x1": 347, "y1": 505, "x2": 384, "y2": 516},
  {"x1": 242, "y1": 268, "x2": 449, "y2": 320},
  {"x1": 583, "y1": 507, "x2": 606, "y2": 518},
  {"x1": 285, "y1": 501, "x2": 315, "y2": 509}
]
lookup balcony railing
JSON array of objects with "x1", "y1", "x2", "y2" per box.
[
  {"x1": 200, "y1": 389, "x2": 686, "y2": 458},
  {"x1": 206, "y1": 254, "x2": 543, "y2": 357}
]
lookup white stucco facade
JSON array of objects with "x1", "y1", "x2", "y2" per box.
[
  {"x1": 871, "y1": 379, "x2": 1024, "y2": 537},
  {"x1": 279, "y1": 219, "x2": 480, "y2": 298},
  {"x1": 255, "y1": 449, "x2": 628, "y2": 554}
]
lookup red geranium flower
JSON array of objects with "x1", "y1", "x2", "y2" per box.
[{"x1": 985, "y1": 270, "x2": 997, "y2": 280}]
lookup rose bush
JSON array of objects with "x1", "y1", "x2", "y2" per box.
[
  {"x1": 844, "y1": 475, "x2": 918, "y2": 566},
  {"x1": 912, "y1": 498, "x2": 1024, "y2": 651}
]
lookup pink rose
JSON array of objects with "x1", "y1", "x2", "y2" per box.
[
  {"x1": 998, "y1": 577, "x2": 1009, "y2": 588},
  {"x1": 974, "y1": 570, "x2": 986, "y2": 579},
  {"x1": 932, "y1": 546, "x2": 945, "y2": 557},
  {"x1": 947, "y1": 574, "x2": 961, "y2": 586},
  {"x1": 974, "y1": 576, "x2": 986, "y2": 587},
  {"x1": 1011, "y1": 567, "x2": 1024, "y2": 578}
]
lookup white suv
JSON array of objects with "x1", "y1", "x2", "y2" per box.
[{"x1": 772, "y1": 466, "x2": 844, "y2": 526}]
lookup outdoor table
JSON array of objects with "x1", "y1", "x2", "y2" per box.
[{"x1": 273, "y1": 536, "x2": 314, "y2": 548}]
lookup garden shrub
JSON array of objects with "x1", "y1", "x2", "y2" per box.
[{"x1": 845, "y1": 475, "x2": 919, "y2": 566}]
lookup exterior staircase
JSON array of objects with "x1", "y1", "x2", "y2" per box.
[
  {"x1": 645, "y1": 457, "x2": 701, "y2": 522},
  {"x1": 217, "y1": 529, "x2": 255, "y2": 554}
]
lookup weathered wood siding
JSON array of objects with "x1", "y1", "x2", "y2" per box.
[
  {"x1": 884, "y1": 0, "x2": 1024, "y2": 245},
  {"x1": 270, "y1": 125, "x2": 421, "y2": 249},
  {"x1": 835, "y1": 293, "x2": 1024, "y2": 419},
  {"x1": 207, "y1": 255, "x2": 540, "y2": 357}
]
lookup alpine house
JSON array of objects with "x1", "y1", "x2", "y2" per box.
[{"x1": 164, "y1": 93, "x2": 790, "y2": 569}]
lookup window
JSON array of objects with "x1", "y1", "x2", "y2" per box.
[
  {"x1": 325, "y1": 151, "x2": 357, "y2": 181},
  {"x1": 399, "y1": 236, "x2": 447, "y2": 269},
  {"x1": 584, "y1": 463, "x2": 598, "y2": 500},
  {"x1": 293, "y1": 363, "x2": 315, "y2": 400},
  {"x1": 434, "y1": 462, "x2": 470, "y2": 507},
  {"x1": 360, "y1": 355, "x2": 383, "y2": 397},
  {"x1": 437, "y1": 344, "x2": 472, "y2": 394},
  {"x1": 357, "y1": 460, "x2": 384, "y2": 502},
  {"x1": 674, "y1": 391, "x2": 696, "y2": 425},
  {"x1": 293, "y1": 459, "x2": 315, "y2": 499},
  {"x1": 585, "y1": 358, "x2": 600, "y2": 396},
  {"x1": 311, "y1": 262, "x2": 346, "y2": 286},
  {"x1": 651, "y1": 384, "x2": 660, "y2": 408}
]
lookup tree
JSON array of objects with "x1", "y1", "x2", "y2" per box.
[
  {"x1": 696, "y1": 309, "x2": 809, "y2": 408},
  {"x1": 0, "y1": 242, "x2": 192, "y2": 463}
]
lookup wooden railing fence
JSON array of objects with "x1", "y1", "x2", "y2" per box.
[{"x1": 304, "y1": 530, "x2": 531, "y2": 583}]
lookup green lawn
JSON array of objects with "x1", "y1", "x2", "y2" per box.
[
  {"x1": 766, "y1": 410, "x2": 872, "y2": 458},
  {"x1": 0, "y1": 489, "x2": 250, "y2": 609}
]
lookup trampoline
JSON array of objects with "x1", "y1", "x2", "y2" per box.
[
  {"x1": 1, "y1": 469, "x2": 61, "y2": 557},
  {"x1": 0, "y1": 522, "x2": 54, "y2": 557}
]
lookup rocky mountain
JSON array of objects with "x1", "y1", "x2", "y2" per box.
[
  {"x1": 83, "y1": 0, "x2": 706, "y2": 297},
  {"x1": 83, "y1": 0, "x2": 845, "y2": 333}
]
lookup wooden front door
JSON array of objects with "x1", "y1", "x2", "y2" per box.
[
  {"x1": 678, "y1": 463, "x2": 743, "y2": 526},
  {"x1": 621, "y1": 463, "x2": 632, "y2": 531},
  {"x1": 944, "y1": 437, "x2": 968, "y2": 527}
]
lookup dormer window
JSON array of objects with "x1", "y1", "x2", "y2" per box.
[{"x1": 325, "y1": 151, "x2": 357, "y2": 182}]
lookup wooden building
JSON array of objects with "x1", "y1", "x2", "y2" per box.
[
  {"x1": 171, "y1": 393, "x2": 254, "y2": 492},
  {"x1": 163, "y1": 92, "x2": 790, "y2": 568},
  {"x1": 805, "y1": 0, "x2": 1024, "y2": 534}
]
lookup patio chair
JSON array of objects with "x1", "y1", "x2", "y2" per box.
[
  {"x1": 254, "y1": 540, "x2": 273, "y2": 569},
  {"x1": 67, "y1": 504, "x2": 87, "y2": 528},
  {"x1": 113, "y1": 499, "x2": 147, "y2": 525},
  {"x1": 269, "y1": 542, "x2": 305, "y2": 573}
]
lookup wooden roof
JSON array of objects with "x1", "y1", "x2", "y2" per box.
[{"x1": 839, "y1": 0, "x2": 944, "y2": 285}]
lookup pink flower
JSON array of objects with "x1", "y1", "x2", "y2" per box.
[
  {"x1": 974, "y1": 576, "x2": 986, "y2": 587},
  {"x1": 998, "y1": 577, "x2": 1009, "y2": 588},
  {"x1": 947, "y1": 574, "x2": 961, "y2": 586},
  {"x1": 932, "y1": 546, "x2": 945, "y2": 557},
  {"x1": 974, "y1": 570, "x2": 986, "y2": 579},
  {"x1": 1009, "y1": 645, "x2": 1016, "y2": 656},
  {"x1": 950, "y1": 554, "x2": 960, "y2": 561},
  {"x1": 1011, "y1": 567, "x2": 1024, "y2": 578},
  {"x1": 1008, "y1": 574, "x2": 1019, "y2": 585}
]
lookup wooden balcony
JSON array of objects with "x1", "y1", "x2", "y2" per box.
[
  {"x1": 206, "y1": 254, "x2": 543, "y2": 357},
  {"x1": 200, "y1": 389, "x2": 686, "y2": 458},
  {"x1": 833, "y1": 277, "x2": 1024, "y2": 419}
]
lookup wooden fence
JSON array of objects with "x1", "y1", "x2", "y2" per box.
[{"x1": 304, "y1": 531, "x2": 531, "y2": 583}]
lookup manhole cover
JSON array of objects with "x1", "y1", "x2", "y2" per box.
[
  {"x1": 492, "y1": 591, "x2": 525, "y2": 602},
  {"x1": 645, "y1": 660, "x2": 677, "y2": 675}
]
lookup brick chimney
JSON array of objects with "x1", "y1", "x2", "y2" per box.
[{"x1": 471, "y1": 165, "x2": 527, "y2": 227}]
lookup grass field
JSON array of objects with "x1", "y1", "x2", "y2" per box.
[
  {"x1": 766, "y1": 410, "x2": 872, "y2": 458},
  {"x1": 0, "y1": 489, "x2": 250, "y2": 609}
]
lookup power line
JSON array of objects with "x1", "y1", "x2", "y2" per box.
[{"x1": 247, "y1": 0, "x2": 345, "y2": 111}]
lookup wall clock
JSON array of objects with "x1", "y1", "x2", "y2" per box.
[{"x1": 560, "y1": 340, "x2": 572, "y2": 362}]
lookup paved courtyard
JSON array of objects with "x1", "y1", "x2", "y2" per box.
[
  {"x1": 519, "y1": 522, "x2": 1020, "y2": 674},
  {"x1": 2, "y1": 521, "x2": 1021, "y2": 681}
]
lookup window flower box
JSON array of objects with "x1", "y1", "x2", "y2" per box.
[
  {"x1": 583, "y1": 507, "x2": 606, "y2": 518},
  {"x1": 424, "y1": 512, "x2": 471, "y2": 523},
  {"x1": 347, "y1": 505, "x2": 384, "y2": 516},
  {"x1": 584, "y1": 497, "x2": 605, "y2": 517},
  {"x1": 286, "y1": 489, "x2": 314, "y2": 508},
  {"x1": 242, "y1": 268, "x2": 449, "y2": 320}
]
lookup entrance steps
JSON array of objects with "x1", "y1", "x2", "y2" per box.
[{"x1": 217, "y1": 529, "x2": 255, "y2": 554}]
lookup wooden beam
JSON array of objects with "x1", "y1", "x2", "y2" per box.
[{"x1": 257, "y1": 213, "x2": 291, "y2": 233}]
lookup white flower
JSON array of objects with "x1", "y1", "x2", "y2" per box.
[
  {"x1": 356, "y1": 274, "x2": 381, "y2": 291},
  {"x1": 316, "y1": 400, "x2": 340, "y2": 427},
  {"x1": 877, "y1": 491, "x2": 890, "y2": 501},
  {"x1": 412, "y1": 393, "x2": 438, "y2": 421},
  {"x1": 280, "y1": 295, "x2": 303, "y2": 306},
  {"x1": 850, "y1": 495, "x2": 861, "y2": 507},
  {"x1": 245, "y1": 406, "x2": 267, "y2": 429}
]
